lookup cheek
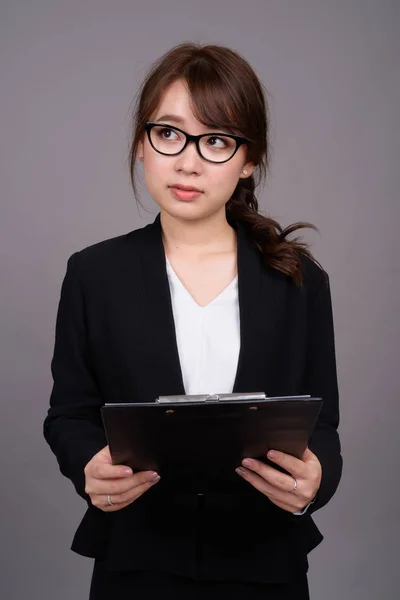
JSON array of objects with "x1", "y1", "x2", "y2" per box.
[
  {"x1": 212, "y1": 165, "x2": 242, "y2": 197},
  {"x1": 143, "y1": 155, "x2": 169, "y2": 190}
]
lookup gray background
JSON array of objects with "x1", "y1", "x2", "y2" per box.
[{"x1": 1, "y1": 1, "x2": 398, "y2": 598}]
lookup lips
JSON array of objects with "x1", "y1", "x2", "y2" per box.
[
  {"x1": 169, "y1": 186, "x2": 203, "y2": 201},
  {"x1": 169, "y1": 184, "x2": 202, "y2": 193}
]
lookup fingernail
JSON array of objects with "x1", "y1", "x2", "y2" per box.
[
  {"x1": 242, "y1": 458, "x2": 253, "y2": 467},
  {"x1": 150, "y1": 472, "x2": 160, "y2": 481},
  {"x1": 124, "y1": 468, "x2": 132, "y2": 475},
  {"x1": 151, "y1": 475, "x2": 161, "y2": 483},
  {"x1": 268, "y1": 451, "x2": 276, "y2": 459},
  {"x1": 236, "y1": 467, "x2": 247, "y2": 476}
]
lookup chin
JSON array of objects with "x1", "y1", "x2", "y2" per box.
[{"x1": 162, "y1": 205, "x2": 203, "y2": 220}]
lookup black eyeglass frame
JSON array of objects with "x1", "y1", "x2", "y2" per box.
[{"x1": 144, "y1": 122, "x2": 251, "y2": 164}]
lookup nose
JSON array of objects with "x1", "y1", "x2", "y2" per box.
[{"x1": 174, "y1": 139, "x2": 203, "y2": 172}]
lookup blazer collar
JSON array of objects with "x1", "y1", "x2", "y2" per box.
[{"x1": 138, "y1": 211, "x2": 280, "y2": 396}]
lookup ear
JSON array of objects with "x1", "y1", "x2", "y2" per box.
[
  {"x1": 137, "y1": 141, "x2": 144, "y2": 161},
  {"x1": 240, "y1": 161, "x2": 255, "y2": 179}
]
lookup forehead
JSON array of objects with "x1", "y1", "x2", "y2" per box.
[
  {"x1": 156, "y1": 80, "x2": 191, "y2": 112},
  {"x1": 153, "y1": 80, "x2": 228, "y2": 133}
]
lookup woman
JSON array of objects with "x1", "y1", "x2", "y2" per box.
[{"x1": 43, "y1": 42, "x2": 342, "y2": 599}]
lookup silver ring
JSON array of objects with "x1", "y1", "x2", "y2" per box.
[
  {"x1": 291, "y1": 478, "x2": 298, "y2": 493},
  {"x1": 107, "y1": 494, "x2": 114, "y2": 506}
]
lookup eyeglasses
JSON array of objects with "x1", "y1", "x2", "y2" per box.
[{"x1": 144, "y1": 122, "x2": 251, "y2": 164}]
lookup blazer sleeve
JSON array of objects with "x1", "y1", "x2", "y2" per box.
[
  {"x1": 302, "y1": 267, "x2": 343, "y2": 515},
  {"x1": 43, "y1": 252, "x2": 107, "y2": 503}
]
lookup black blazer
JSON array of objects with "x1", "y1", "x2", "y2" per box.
[{"x1": 43, "y1": 211, "x2": 342, "y2": 584}]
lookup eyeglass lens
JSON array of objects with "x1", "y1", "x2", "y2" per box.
[{"x1": 149, "y1": 125, "x2": 238, "y2": 162}]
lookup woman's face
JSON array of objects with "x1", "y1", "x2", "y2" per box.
[{"x1": 138, "y1": 79, "x2": 254, "y2": 222}]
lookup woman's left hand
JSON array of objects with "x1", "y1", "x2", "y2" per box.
[{"x1": 235, "y1": 447, "x2": 322, "y2": 513}]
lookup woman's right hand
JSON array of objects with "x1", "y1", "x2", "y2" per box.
[{"x1": 84, "y1": 445, "x2": 160, "y2": 512}]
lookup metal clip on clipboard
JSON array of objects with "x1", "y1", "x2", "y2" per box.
[
  {"x1": 155, "y1": 392, "x2": 312, "y2": 404},
  {"x1": 156, "y1": 392, "x2": 267, "y2": 403}
]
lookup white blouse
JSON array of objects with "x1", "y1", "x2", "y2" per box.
[{"x1": 165, "y1": 256, "x2": 240, "y2": 395}]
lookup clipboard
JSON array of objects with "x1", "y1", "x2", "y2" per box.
[{"x1": 101, "y1": 392, "x2": 323, "y2": 492}]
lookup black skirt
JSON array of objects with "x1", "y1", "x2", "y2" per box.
[{"x1": 89, "y1": 559, "x2": 310, "y2": 600}]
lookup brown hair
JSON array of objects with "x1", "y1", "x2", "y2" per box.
[{"x1": 128, "y1": 42, "x2": 322, "y2": 286}]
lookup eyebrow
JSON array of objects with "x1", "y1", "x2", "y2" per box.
[
  {"x1": 154, "y1": 114, "x2": 236, "y2": 134},
  {"x1": 155, "y1": 114, "x2": 186, "y2": 125}
]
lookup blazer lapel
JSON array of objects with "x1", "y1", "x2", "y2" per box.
[
  {"x1": 228, "y1": 213, "x2": 286, "y2": 394},
  {"x1": 138, "y1": 212, "x2": 285, "y2": 398}
]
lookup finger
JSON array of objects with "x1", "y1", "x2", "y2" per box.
[
  {"x1": 88, "y1": 461, "x2": 133, "y2": 480},
  {"x1": 301, "y1": 447, "x2": 319, "y2": 464},
  {"x1": 241, "y1": 458, "x2": 297, "y2": 493},
  {"x1": 99, "y1": 479, "x2": 157, "y2": 511},
  {"x1": 86, "y1": 470, "x2": 160, "y2": 496},
  {"x1": 95, "y1": 445, "x2": 112, "y2": 462},
  {"x1": 102, "y1": 498, "x2": 133, "y2": 512},
  {"x1": 266, "y1": 450, "x2": 306, "y2": 478},
  {"x1": 236, "y1": 467, "x2": 308, "y2": 512},
  {"x1": 236, "y1": 467, "x2": 290, "y2": 501},
  {"x1": 108, "y1": 477, "x2": 160, "y2": 505}
]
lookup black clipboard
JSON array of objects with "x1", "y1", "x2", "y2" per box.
[{"x1": 101, "y1": 392, "x2": 322, "y2": 492}]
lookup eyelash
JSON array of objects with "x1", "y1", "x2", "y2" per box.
[{"x1": 158, "y1": 127, "x2": 229, "y2": 147}]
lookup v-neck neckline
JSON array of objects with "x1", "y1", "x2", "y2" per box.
[
  {"x1": 137, "y1": 211, "x2": 269, "y2": 396},
  {"x1": 165, "y1": 256, "x2": 238, "y2": 309}
]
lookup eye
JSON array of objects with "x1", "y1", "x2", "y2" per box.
[
  {"x1": 158, "y1": 127, "x2": 180, "y2": 141},
  {"x1": 204, "y1": 135, "x2": 236, "y2": 153},
  {"x1": 207, "y1": 136, "x2": 229, "y2": 148}
]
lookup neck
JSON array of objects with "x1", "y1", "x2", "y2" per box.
[{"x1": 160, "y1": 208, "x2": 237, "y2": 258}]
